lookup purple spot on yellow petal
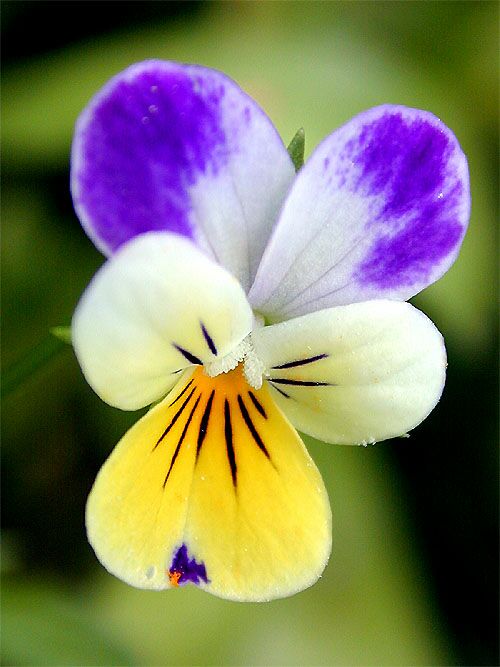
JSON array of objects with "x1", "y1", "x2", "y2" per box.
[{"x1": 168, "y1": 543, "x2": 208, "y2": 586}]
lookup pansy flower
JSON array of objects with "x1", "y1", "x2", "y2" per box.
[{"x1": 71, "y1": 61, "x2": 469, "y2": 601}]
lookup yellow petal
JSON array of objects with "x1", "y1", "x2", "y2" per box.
[{"x1": 86, "y1": 366, "x2": 331, "y2": 601}]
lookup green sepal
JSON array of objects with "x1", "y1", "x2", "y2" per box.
[
  {"x1": 50, "y1": 326, "x2": 72, "y2": 344},
  {"x1": 287, "y1": 127, "x2": 305, "y2": 172}
]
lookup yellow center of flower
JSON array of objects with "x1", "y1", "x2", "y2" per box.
[{"x1": 198, "y1": 361, "x2": 250, "y2": 394}]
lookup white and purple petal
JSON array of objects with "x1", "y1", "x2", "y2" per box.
[
  {"x1": 71, "y1": 60, "x2": 295, "y2": 291},
  {"x1": 249, "y1": 105, "x2": 470, "y2": 320}
]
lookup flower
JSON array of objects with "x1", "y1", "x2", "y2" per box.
[{"x1": 71, "y1": 61, "x2": 470, "y2": 602}]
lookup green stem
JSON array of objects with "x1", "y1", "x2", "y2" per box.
[{"x1": 2, "y1": 332, "x2": 70, "y2": 398}]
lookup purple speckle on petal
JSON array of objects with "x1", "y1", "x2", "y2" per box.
[
  {"x1": 168, "y1": 543, "x2": 208, "y2": 586},
  {"x1": 346, "y1": 110, "x2": 466, "y2": 289}
]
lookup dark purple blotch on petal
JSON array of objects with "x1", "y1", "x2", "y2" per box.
[
  {"x1": 341, "y1": 110, "x2": 466, "y2": 289},
  {"x1": 169, "y1": 543, "x2": 208, "y2": 586},
  {"x1": 73, "y1": 63, "x2": 230, "y2": 253}
]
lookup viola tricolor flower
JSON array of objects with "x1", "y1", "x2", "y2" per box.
[{"x1": 71, "y1": 61, "x2": 470, "y2": 601}]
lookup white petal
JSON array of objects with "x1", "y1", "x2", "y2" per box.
[
  {"x1": 251, "y1": 301, "x2": 446, "y2": 445},
  {"x1": 72, "y1": 232, "x2": 253, "y2": 410}
]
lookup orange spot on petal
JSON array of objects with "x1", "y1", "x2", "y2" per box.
[{"x1": 168, "y1": 570, "x2": 182, "y2": 587}]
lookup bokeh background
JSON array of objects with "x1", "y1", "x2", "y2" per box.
[{"x1": 2, "y1": 2, "x2": 498, "y2": 665}]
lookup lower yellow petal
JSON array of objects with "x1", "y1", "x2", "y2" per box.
[{"x1": 86, "y1": 366, "x2": 331, "y2": 601}]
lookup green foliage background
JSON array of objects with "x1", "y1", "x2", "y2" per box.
[{"x1": 2, "y1": 2, "x2": 498, "y2": 665}]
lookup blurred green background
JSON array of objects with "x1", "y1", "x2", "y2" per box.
[{"x1": 1, "y1": 2, "x2": 498, "y2": 665}]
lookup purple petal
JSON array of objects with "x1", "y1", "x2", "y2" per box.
[
  {"x1": 249, "y1": 105, "x2": 470, "y2": 320},
  {"x1": 71, "y1": 61, "x2": 294, "y2": 290}
]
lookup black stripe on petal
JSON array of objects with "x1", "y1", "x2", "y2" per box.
[
  {"x1": 269, "y1": 382, "x2": 291, "y2": 399},
  {"x1": 272, "y1": 353, "x2": 329, "y2": 370},
  {"x1": 163, "y1": 394, "x2": 201, "y2": 487},
  {"x1": 271, "y1": 378, "x2": 332, "y2": 387},
  {"x1": 237, "y1": 395, "x2": 270, "y2": 460},
  {"x1": 172, "y1": 344, "x2": 203, "y2": 366},
  {"x1": 196, "y1": 390, "x2": 215, "y2": 460},
  {"x1": 154, "y1": 386, "x2": 196, "y2": 450},
  {"x1": 200, "y1": 322, "x2": 217, "y2": 355},
  {"x1": 248, "y1": 391, "x2": 267, "y2": 419},
  {"x1": 169, "y1": 379, "x2": 194, "y2": 407},
  {"x1": 224, "y1": 399, "x2": 237, "y2": 487}
]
